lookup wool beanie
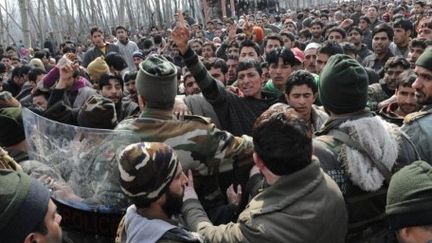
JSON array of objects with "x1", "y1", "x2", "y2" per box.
[
  {"x1": 132, "y1": 51, "x2": 145, "y2": 60},
  {"x1": 415, "y1": 47, "x2": 432, "y2": 70},
  {"x1": 87, "y1": 57, "x2": 109, "y2": 79},
  {"x1": 0, "y1": 170, "x2": 50, "y2": 243},
  {"x1": 0, "y1": 107, "x2": 25, "y2": 147},
  {"x1": 319, "y1": 54, "x2": 369, "y2": 114},
  {"x1": 118, "y1": 142, "x2": 179, "y2": 206},
  {"x1": 136, "y1": 55, "x2": 177, "y2": 109},
  {"x1": 386, "y1": 160, "x2": 432, "y2": 230},
  {"x1": 77, "y1": 95, "x2": 118, "y2": 129}
]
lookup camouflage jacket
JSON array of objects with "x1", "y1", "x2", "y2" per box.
[
  {"x1": 313, "y1": 110, "x2": 419, "y2": 241},
  {"x1": 367, "y1": 80, "x2": 393, "y2": 112},
  {"x1": 402, "y1": 104, "x2": 432, "y2": 164}
]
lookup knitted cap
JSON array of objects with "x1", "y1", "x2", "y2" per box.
[
  {"x1": 0, "y1": 107, "x2": 25, "y2": 147},
  {"x1": 136, "y1": 55, "x2": 177, "y2": 109},
  {"x1": 0, "y1": 170, "x2": 50, "y2": 242},
  {"x1": 118, "y1": 142, "x2": 179, "y2": 205},
  {"x1": 77, "y1": 95, "x2": 118, "y2": 129},
  {"x1": 29, "y1": 58, "x2": 46, "y2": 72},
  {"x1": 386, "y1": 160, "x2": 432, "y2": 230},
  {"x1": 415, "y1": 47, "x2": 432, "y2": 71},
  {"x1": 132, "y1": 51, "x2": 145, "y2": 60},
  {"x1": 319, "y1": 54, "x2": 369, "y2": 114},
  {"x1": 87, "y1": 57, "x2": 109, "y2": 78}
]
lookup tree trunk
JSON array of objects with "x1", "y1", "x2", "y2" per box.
[
  {"x1": 118, "y1": 0, "x2": 126, "y2": 26},
  {"x1": 18, "y1": 0, "x2": 31, "y2": 47},
  {"x1": 46, "y1": 0, "x2": 63, "y2": 47}
]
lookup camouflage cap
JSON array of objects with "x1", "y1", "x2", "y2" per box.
[
  {"x1": 136, "y1": 54, "x2": 177, "y2": 109},
  {"x1": 77, "y1": 95, "x2": 118, "y2": 129},
  {"x1": 118, "y1": 142, "x2": 179, "y2": 206}
]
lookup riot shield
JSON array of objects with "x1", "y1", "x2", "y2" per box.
[{"x1": 22, "y1": 108, "x2": 141, "y2": 237}]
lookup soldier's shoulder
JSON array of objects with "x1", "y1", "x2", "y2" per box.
[
  {"x1": 115, "y1": 117, "x2": 137, "y2": 130},
  {"x1": 403, "y1": 110, "x2": 432, "y2": 125},
  {"x1": 183, "y1": 115, "x2": 212, "y2": 125}
]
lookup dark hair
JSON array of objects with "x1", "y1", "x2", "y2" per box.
[
  {"x1": 11, "y1": 67, "x2": 22, "y2": 79},
  {"x1": 261, "y1": 61, "x2": 268, "y2": 69},
  {"x1": 359, "y1": 16, "x2": 371, "y2": 25},
  {"x1": 410, "y1": 38, "x2": 429, "y2": 49},
  {"x1": 369, "y1": 5, "x2": 379, "y2": 12},
  {"x1": 115, "y1": 25, "x2": 128, "y2": 32},
  {"x1": 310, "y1": 19, "x2": 324, "y2": 28},
  {"x1": 124, "y1": 71, "x2": 137, "y2": 83},
  {"x1": 415, "y1": 0, "x2": 425, "y2": 8},
  {"x1": 396, "y1": 70, "x2": 416, "y2": 89},
  {"x1": 317, "y1": 41, "x2": 344, "y2": 56},
  {"x1": 253, "y1": 104, "x2": 312, "y2": 175},
  {"x1": 203, "y1": 58, "x2": 228, "y2": 74},
  {"x1": 280, "y1": 31, "x2": 295, "y2": 42},
  {"x1": 33, "y1": 89, "x2": 50, "y2": 100},
  {"x1": 99, "y1": 73, "x2": 124, "y2": 90},
  {"x1": 285, "y1": 70, "x2": 317, "y2": 95},
  {"x1": 236, "y1": 59, "x2": 262, "y2": 76},
  {"x1": 299, "y1": 29, "x2": 311, "y2": 39},
  {"x1": 34, "y1": 50, "x2": 49, "y2": 59},
  {"x1": 384, "y1": 56, "x2": 410, "y2": 72},
  {"x1": 153, "y1": 35, "x2": 163, "y2": 46},
  {"x1": 372, "y1": 23, "x2": 394, "y2": 41},
  {"x1": 28, "y1": 68, "x2": 46, "y2": 82},
  {"x1": 266, "y1": 47, "x2": 299, "y2": 66},
  {"x1": 393, "y1": 19, "x2": 413, "y2": 33},
  {"x1": 90, "y1": 26, "x2": 104, "y2": 36},
  {"x1": 203, "y1": 41, "x2": 216, "y2": 52},
  {"x1": 348, "y1": 26, "x2": 363, "y2": 36},
  {"x1": 105, "y1": 52, "x2": 127, "y2": 71},
  {"x1": 340, "y1": 42, "x2": 358, "y2": 56},
  {"x1": 326, "y1": 27, "x2": 347, "y2": 39},
  {"x1": 239, "y1": 39, "x2": 261, "y2": 56}
]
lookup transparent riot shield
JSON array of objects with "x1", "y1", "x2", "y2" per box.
[{"x1": 22, "y1": 108, "x2": 141, "y2": 237}]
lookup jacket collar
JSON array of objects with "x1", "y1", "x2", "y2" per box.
[
  {"x1": 316, "y1": 110, "x2": 373, "y2": 136},
  {"x1": 139, "y1": 108, "x2": 176, "y2": 120},
  {"x1": 248, "y1": 159, "x2": 323, "y2": 216}
]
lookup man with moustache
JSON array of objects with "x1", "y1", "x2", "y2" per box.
[
  {"x1": 115, "y1": 26, "x2": 140, "y2": 72},
  {"x1": 402, "y1": 48, "x2": 432, "y2": 164},
  {"x1": 363, "y1": 24, "x2": 395, "y2": 73},
  {"x1": 116, "y1": 142, "x2": 203, "y2": 243}
]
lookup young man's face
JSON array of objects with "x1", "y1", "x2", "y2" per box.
[
  {"x1": 281, "y1": 35, "x2": 293, "y2": 49},
  {"x1": 91, "y1": 31, "x2": 105, "y2": 47},
  {"x1": 348, "y1": 30, "x2": 362, "y2": 45},
  {"x1": 264, "y1": 39, "x2": 281, "y2": 56},
  {"x1": 201, "y1": 45, "x2": 215, "y2": 59},
  {"x1": 327, "y1": 31, "x2": 344, "y2": 43},
  {"x1": 226, "y1": 58, "x2": 238, "y2": 83},
  {"x1": 316, "y1": 53, "x2": 330, "y2": 74},
  {"x1": 191, "y1": 42, "x2": 202, "y2": 55},
  {"x1": 393, "y1": 27, "x2": 410, "y2": 46},
  {"x1": 407, "y1": 46, "x2": 425, "y2": 68},
  {"x1": 183, "y1": 76, "x2": 201, "y2": 95},
  {"x1": 285, "y1": 84, "x2": 316, "y2": 121},
  {"x1": 367, "y1": 7, "x2": 378, "y2": 19},
  {"x1": 1, "y1": 57, "x2": 11, "y2": 70},
  {"x1": 395, "y1": 85, "x2": 418, "y2": 115},
  {"x1": 359, "y1": 19, "x2": 369, "y2": 31},
  {"x1": 311, "y1": 24, "x2": 322, "y2": 38},
  {"x1": 133, "y1": 57, "x2": 143, "y2": 68},
  {"x1": 209, "y1": 67, "x2": 226, "y2": 84},
  {"x1": 413, "y1": 65, "x2": 432, "y2": 105},
  {"x1": 125, "y1": 80, "x2": 137, "y2": 95},
  {"x1": 418, "y1": 26, "x2": 432, "y2": 40},
  {"x1": 372, "y1": 31, "x2": 391, "y2": 55},
  {"x1": 100, "y1": 79, "x2": 122, "y2": 104},
  {"x1": 268, "y1": 57, "x2": 292, "y2": 89},
  {"x1": 384, "y1": 65, "x2": 405, "y2": 90},
  {"x1": 116, "y1": 28, "x2": 128, "y2": 42},
  {"x1": 237, "y1": 67, "x2": 262, "y2": 99},
  {"x1": 239, "y1": 47, "x2": 259, "y2": 62}
]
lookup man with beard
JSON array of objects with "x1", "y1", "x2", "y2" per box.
[
  {"x1": 378, "y1": 70, "x2": 419, "y2": 126},
  {"x1": 226, "y1": 54, "x2": 239, "y2": 85},
  {"x1": 183, "y1": 72, "x2": 201, "y2": 96},
  {"x1": 303, "y1": 42, "x2": 320, "y2": 74},
  {"x1": 82, "y1": 26, "x2": 120, "y2": 67},
  {"x1": 348, "y1": 27, "x2": 373, "y2": 62},
  {"x1": 115, "y1": 26, "x2": 140, "y2": 72},
  {"x1": 390, "y1": 19, "x2": 412, "y2": 58},
  {"x1": 402, "y1": 48, "x2": 432, "y2": 164},
  {"x1": 99, "y1": 73, "x2": 140, "y2": 122},
  {"x1": 124, "y1": 71, "x2": 138, "y2": 103},
  {"x1": 363, "y1": 23, "x2": 395, "y2": 73},
  {"x1": 407, "y1": 38, "x2": 432, "y2": 69},
  {"x1": 116, "y1": 142, "x2": 203, "y2": 243},
  {"x1": 367, "y1": 57, "x2": 410, "y2": 111}
]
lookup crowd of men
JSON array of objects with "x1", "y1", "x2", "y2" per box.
[{"x1": 1, "y1": 0, "x2": 432, "y2": 242}]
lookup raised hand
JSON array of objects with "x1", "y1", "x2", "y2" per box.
[{"x1": 171, "y1": 10, "x2": 190, "y2": 55}]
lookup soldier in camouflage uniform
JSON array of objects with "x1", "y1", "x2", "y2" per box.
[
  {"x1": 367, "y1": 56, "x2": 410, "y2": 111},
  {"x1": 115, "y1": 142, "x2": 203, "y2": 243},
  {"x1": 402, "y1": 48, "x2": 432, "y2": 164},
  {"x1": 115, "y1": 55, "x2": 254, "y2": 223},
  {"x1": 313, "y1": 54, "x2": 419, "y2": 242}
]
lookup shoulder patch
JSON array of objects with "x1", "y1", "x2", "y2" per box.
[
  {"x1": 184, "y1": 115, "x2": 212, "y2": 124},
  {"x1": 403, "y1": 111, "x2": 431, "y2": 124}
]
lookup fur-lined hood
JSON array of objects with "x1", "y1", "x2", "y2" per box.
[{"x1": 337, "y1": 116, "x2": 401, "y2": 192}]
